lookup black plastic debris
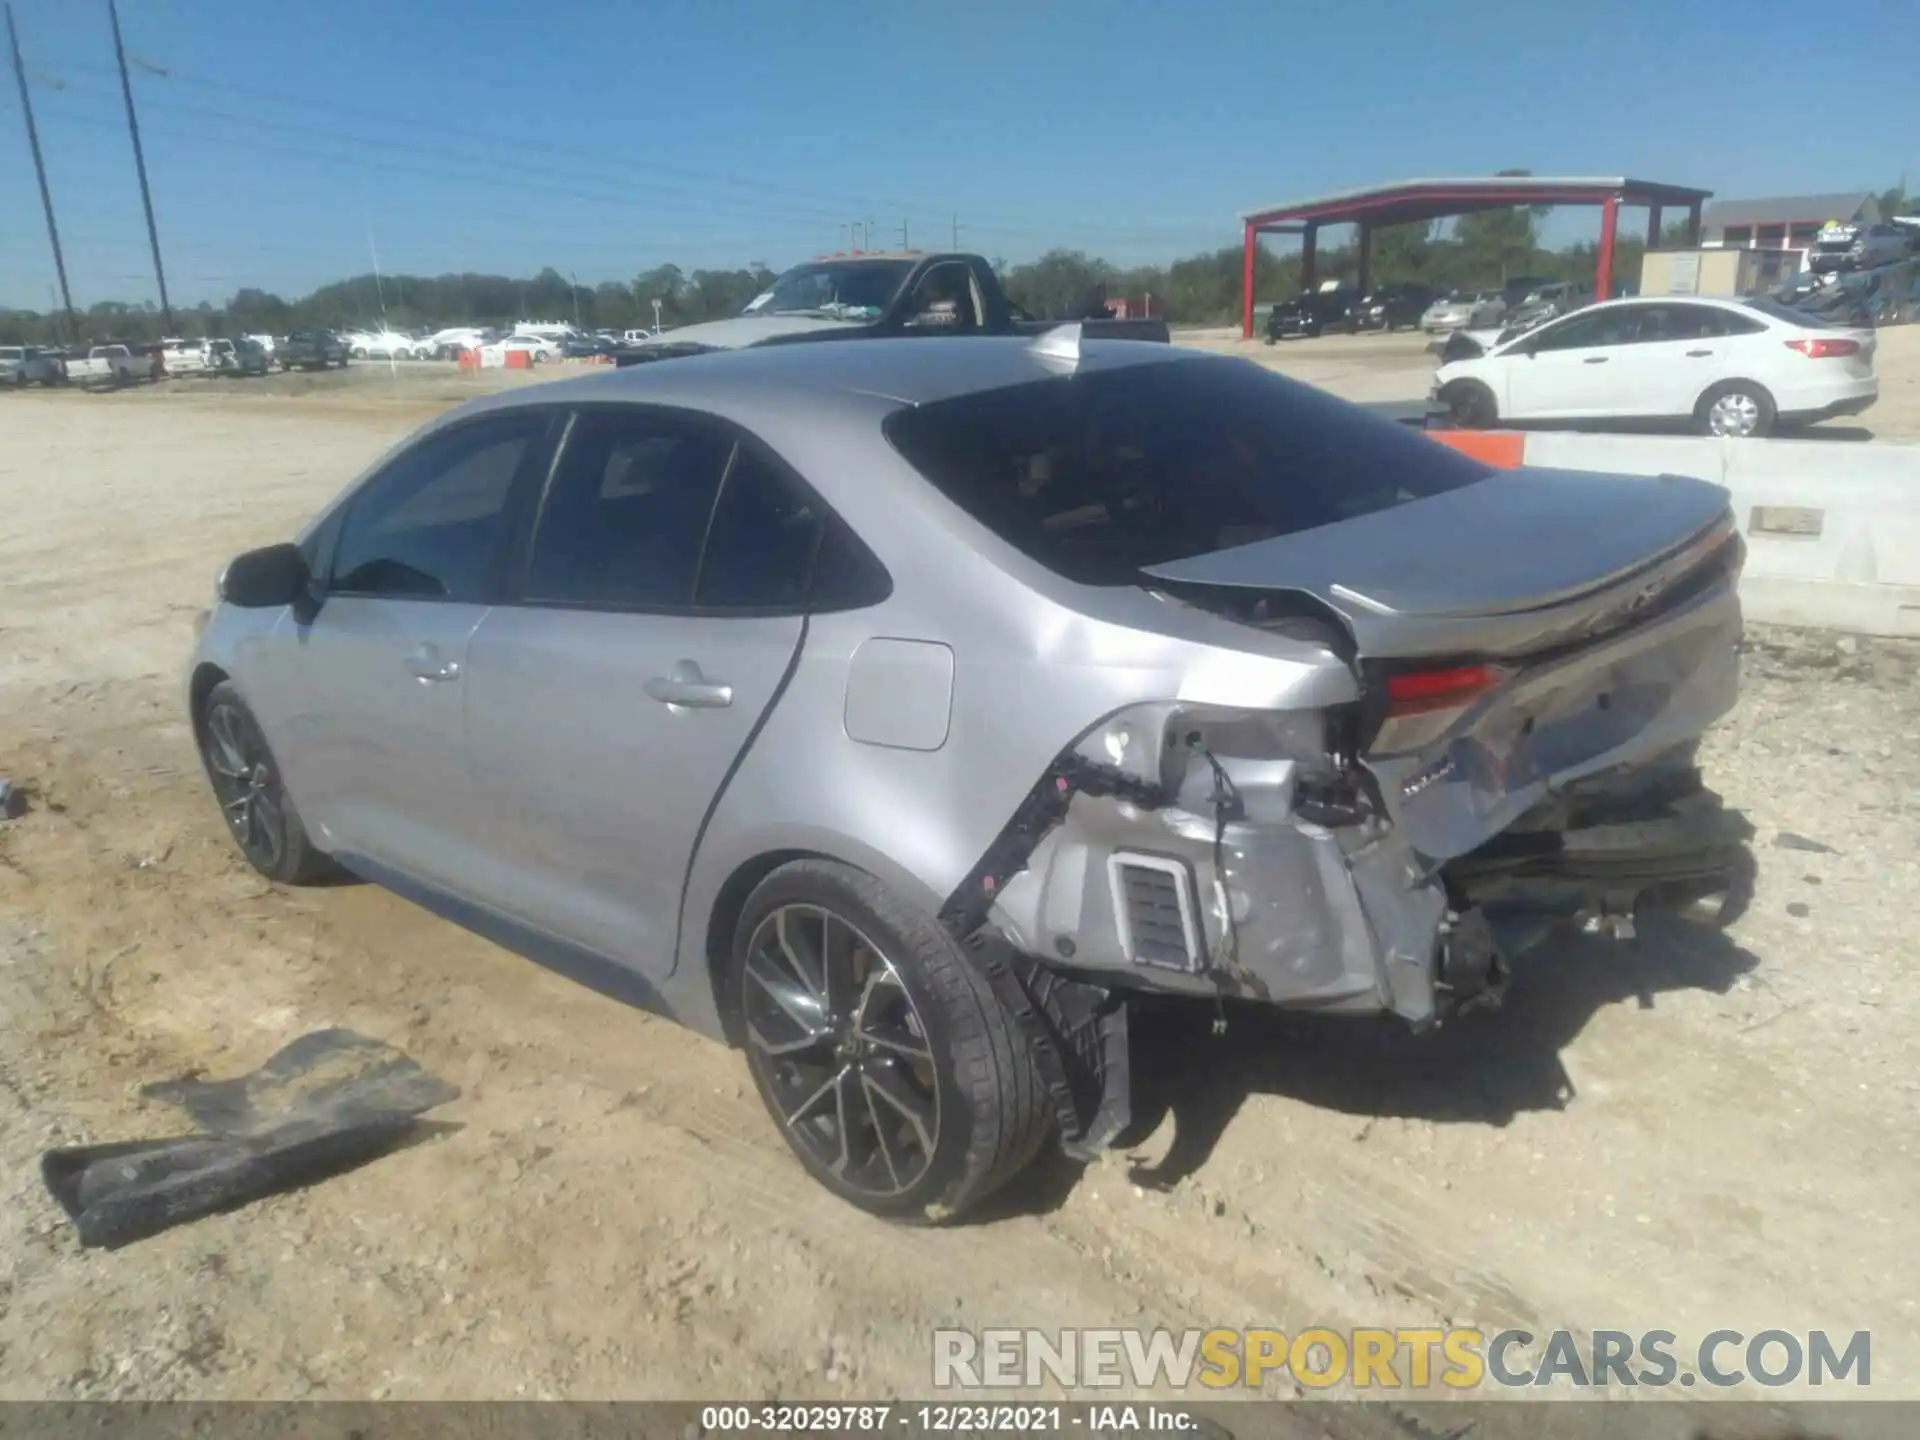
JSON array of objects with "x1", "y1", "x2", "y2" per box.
[
  {"x1": 1773, "y1": 831, "x2": 1836, "y2": 855},
  {"x1": 0, "y1": 778, "x2": 25, "y2": 820},
  {"x1": 42, "y1": 1028, "x2": 458, "y2": 1249}
]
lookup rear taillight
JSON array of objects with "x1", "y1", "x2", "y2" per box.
[
  {"x1": 1784, "y1": 338, "x2": 1862, "y2": 358},
  {"x1": 1384, "y1": 664, "x2": 1504, "y2": 717}
]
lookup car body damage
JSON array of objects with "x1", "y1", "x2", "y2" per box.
[{"x1": 938, "y1": 483, "x2": 1747, "y2": 1095}]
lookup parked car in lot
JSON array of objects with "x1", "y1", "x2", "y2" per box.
[
  {"x1": 479, "y1": 334, "x2": 559, "y2": 365},
  {"x1": 1421, "y1": 290, "x2": 1506, "y2": 334},
  {"x1": 1808, "y1": 221, "x2": 1913, "y2": 274},
  {"x1": 345, "y1": 328, "x2": 420, "y2": 360},
  {"x1": 419, "y1": 327, "x2": 496, "y2": 360},
  {"x1": 1344, "y1": 282, "x2": 1437, "y2": 333},
  {"x1": 65, "y1": 344, "x2": 146, "y2": 387},
  {"x1": 278, "y1": 330, "x2": 349, "y2": 370},
  {"x1": 0, "y1": 344, "x2": 65, "y2": 386},
  {"x1": 1267, "y1": 286, "x2": 1357, "y2": 340},
  {"x1": 210, "y1": 337, "x2": 271, "y2": 376},
  {"x1": 1504, "y1": 280, "x2": 1594, "y2": 334},
  {"x1": 1433, "y1": 295, "x2": 1876, "y2": 436},
  {"x1": 190, "y1": 331, "x2": 1752, "y2": 1220}
]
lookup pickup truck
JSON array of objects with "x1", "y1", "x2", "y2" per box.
[
  {"x1": 278, "y1": 329, "x2": 350, "y2": 371},
  {"x1": 65, "y1": 344, "x2": 147, "y2": 387},
  {"x1": 1, "y1": 344, "x2": 66, "y2": 386},
  {"x1": 612, "y1": 251, "x2": 1169, "y2": 366}
]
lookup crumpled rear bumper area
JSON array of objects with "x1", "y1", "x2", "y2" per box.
[{"x1": 981, "y1": 749, "x2": 1750, "y2": 1030}]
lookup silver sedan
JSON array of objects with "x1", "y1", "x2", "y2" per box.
[{"x1": 190, "y1": 331, "x2": 1751, "y2": 1219}]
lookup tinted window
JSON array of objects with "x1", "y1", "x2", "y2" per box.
[
  {"x1": 524, "y1": 411, "x2": 732, "y2": 608},
  {"x1": 883, "y1": 359, "x2": 1489, "y2": 587},
  {"x1": 330, "y1": 413, "x2": 546, "y2": 600}
]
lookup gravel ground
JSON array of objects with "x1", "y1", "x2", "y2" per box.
[{"x1": 0, "y1": 376, "x2": 1916, "y2": 1421}]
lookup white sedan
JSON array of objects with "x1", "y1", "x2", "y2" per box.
[
  {"x1": 477, "y1": 334, "x2": 558, "y2": 366},
  {"x1": 1433, "y1": 296, "x2": 1877, "y2": 437},
  {"x1": 345, "y1": 329, "x2": 419, "y2": 360}
]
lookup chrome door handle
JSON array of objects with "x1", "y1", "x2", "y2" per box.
[
  {"x1": 645, "y1": 660, "x2": 733, "y2": 709},
  {"x1": 404, "y1": 647, "x2": 461, "y2": 683}
]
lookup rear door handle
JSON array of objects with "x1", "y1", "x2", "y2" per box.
[
  {"x1": 1583, "y1": 356, "x2": 1608, "y2": 364},
  {"x1": 645, "y1": 659, "x2": 733, "y2": 710},
  {"x1": 403, "y1": 645, "x2": 461, "y2": 683},
  {"x1": 1686, "y1": 349, "x2": 1713, "y2": 357}
]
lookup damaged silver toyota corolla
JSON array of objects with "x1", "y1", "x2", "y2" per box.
[{"x1": 189, "y1": 329, "x2": 1750, "y2": 1220}]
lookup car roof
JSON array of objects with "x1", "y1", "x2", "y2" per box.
[{"x1": 453, "y1": 334, "x2": 1209, "y2": 418}]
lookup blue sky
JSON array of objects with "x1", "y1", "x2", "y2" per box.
[{"x1": 1, "y1": 0, "x2": 1914, "y2": 308}]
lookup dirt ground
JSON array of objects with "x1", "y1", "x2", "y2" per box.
[{"x1": 1, "y1": 366, "x2": 1917, "y2": 1420}]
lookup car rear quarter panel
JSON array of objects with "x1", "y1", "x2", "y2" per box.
[{"x1": 673, "y1": 403, "x2": 1359, "y2": 1028}]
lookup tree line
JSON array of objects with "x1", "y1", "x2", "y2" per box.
[{"x1": 4, "y1": 181, "x2": 1909, "y2": 347}]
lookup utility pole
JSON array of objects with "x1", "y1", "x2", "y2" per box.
[
  {"x1": 7, "y1": 4, "x2": 75, "y2": 343},
  {"x1": 899, "y1": 219, "x2": 910, "y2": 251},
  {"x1": 569, "y1": 271, "x2": 581, "y2": 328},
  {"x1": 951, "y1": 212, "x2": 962, "y2": 250},
  {"x1": 107, "y1": 0, "x2": 172, "y2": 333}
]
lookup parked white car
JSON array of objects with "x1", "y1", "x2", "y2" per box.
[
  {"x1": 66, "y1": 344, "x2": 147, "y2": 386},
  {"x1": 345, "y1": 328, "x2": 420, "y2": 360},
  {"x1": 477, "y1": 334, "x2": 557, "y2": 365},
  {"x1": 1433, "y1": 295, "x2": 1877, "y2": 437},
  {"x1": 1421, "y1": 290, "x2": 1506, "y2": 334}
]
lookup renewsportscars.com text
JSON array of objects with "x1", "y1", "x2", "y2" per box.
[{"x1": 933, "y1": 1327, "x2": 1872, "y2": 1391}]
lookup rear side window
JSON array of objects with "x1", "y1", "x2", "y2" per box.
[
  {"x1": 883, "y1": 358, "x2": 1490, "y2": 586},
  {"x1": 523, "y1": 411, "x2": 734, "y2": 609},
  {"x1": 330, "y1": 412, "x2": 548, "y2": 601}
]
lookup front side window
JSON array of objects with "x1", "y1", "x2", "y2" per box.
[
  {"x1": 329, "y1": 412, "x2": 549, "y2": 601},
  {"x1": 883, "y1": 358, "x2": 1489, "y2": 587},
  {"x1": 1526, "y1": 307, "x2": 1635, "y2": 352}
]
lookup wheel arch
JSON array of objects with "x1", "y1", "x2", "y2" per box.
[
  {"x1": 1694, "y1": 374, "x2": 1777, "y2": 417},
  {"x1": 695, "y1": 832, "x2": 952, "y2": 1047},
  {"x1": 188, "y1": 661, "x2": 231, "y2": 733}
]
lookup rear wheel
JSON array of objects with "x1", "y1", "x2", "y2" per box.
[
  {"x1": 1697, "y1": 381, "x2": 1775, "y2": 438},
  {"x1": 730, "y1": 860, "x2": 1050, "y2": 1222},
  {"x1": 1440, "y1": 378, "x2": 1498, "y2": 429},
  {"x1": 196, "y1": 681, "x2": 337, "y2": 885}
]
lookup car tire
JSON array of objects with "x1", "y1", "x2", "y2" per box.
[
  {"x1": 1696, "y1": 380, "x2": 1775, "y2": 439},
  {"x1": 1439, "y1": 378, "x2": 1498, "y2": 429},
  {"x1": 195, "y1": 680, "x2": 338, "y2": 886},
  {"x1": 729, "y1": 859, "x2": 1051, "y2": 1223}
]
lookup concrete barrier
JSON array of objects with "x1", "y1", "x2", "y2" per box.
[{"x1": 1427, "y1": 430, "x2": 1920, "y2": 637}]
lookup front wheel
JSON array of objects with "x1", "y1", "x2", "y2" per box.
[
  {"x1": 1697, "y1": 381, "x2": 1775, "y2": 438},
  {"x1": 1440, "y1": 378, "x2": 1498, "y2": 429},
  {"x1": 730, "y1": 860, "x2": 1050, "y2": 1222},
  {"x1": 196, "y1": 681, "x2": 338, "y2": 885}
]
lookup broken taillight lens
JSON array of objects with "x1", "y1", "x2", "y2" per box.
[
  {"x1": 1784, "y1": 338, "x2": 1862, "y2": 359},
  {"x1": 1384, "y1": 664, "x2": 1504, "y2": 717}
]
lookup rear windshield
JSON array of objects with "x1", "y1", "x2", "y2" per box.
[{"x1": 884, "y1": 357, "x2": 1490, "y2": 586}]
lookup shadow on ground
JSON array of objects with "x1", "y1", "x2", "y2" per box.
[{"x1": 1113, "y1": 915, "x2": 1759, "y2": 1194}]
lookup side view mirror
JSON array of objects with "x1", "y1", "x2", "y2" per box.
[{"x1": 219, "y1": 542, "x2": 310, "y2": 609}]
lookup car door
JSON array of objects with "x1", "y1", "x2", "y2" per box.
[
  {"x1": 252, "y1": 408, "x2": 558, "y2": 894},
  {"x1": 1498, "y1": 306, "x2": 1639, "y2": 419},
  {"x1": 460, "y1": 406, "x2": 828, "y2": 978},
  {"x1": 1605, "y1": 302, "x2": 1737, "y2": 418}
]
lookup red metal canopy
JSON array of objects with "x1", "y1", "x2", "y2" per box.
[{"x1": 1239, "y1": 175, "x2": 1714, "y2": 338}]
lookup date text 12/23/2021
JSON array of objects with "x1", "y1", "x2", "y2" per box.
[{"x1": 698, "y1": 1405, "x2": 1202, "y2": 1433}]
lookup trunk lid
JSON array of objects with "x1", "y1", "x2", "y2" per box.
[
  {"x1": 1145, "y1": 468, "x2": 1744, "y2": 861},
  {"x1": 1143, "y1": 468, "x2": 1733, "y2": 659}
]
